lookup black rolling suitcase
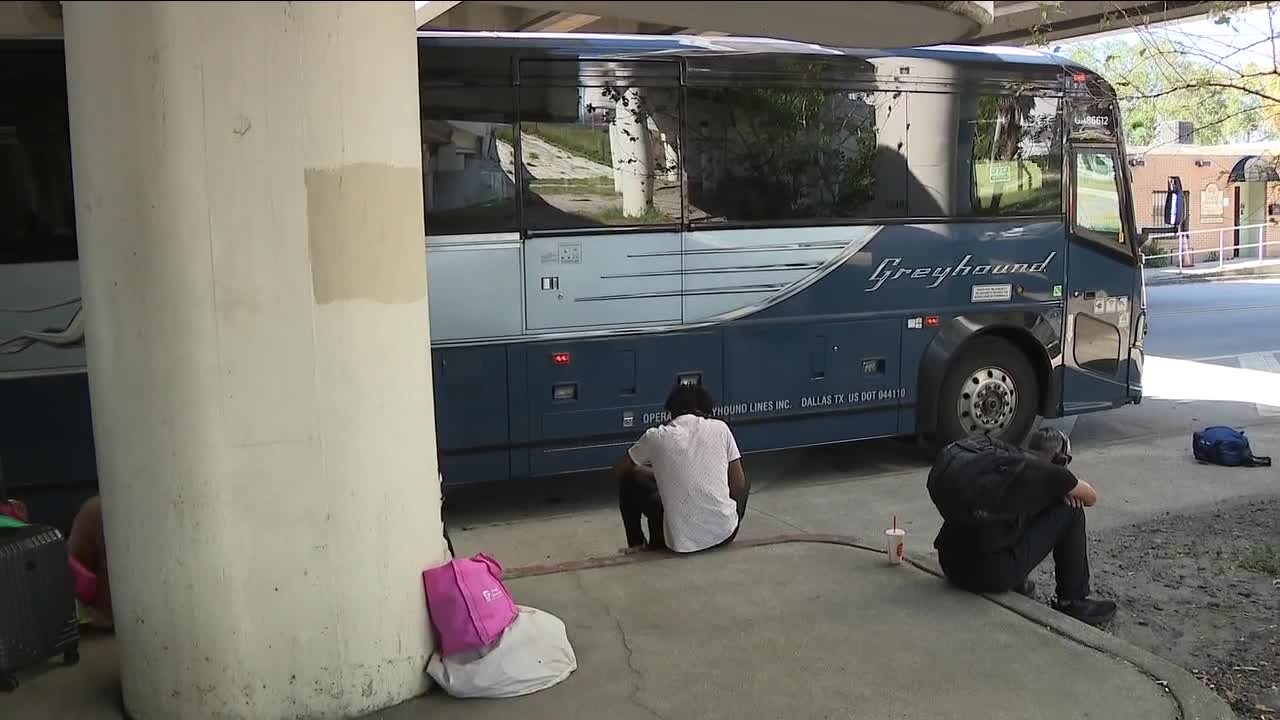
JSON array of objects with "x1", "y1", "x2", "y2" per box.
[{"x1": 0, "y1": 524, "x2": 81, "y2": 692}]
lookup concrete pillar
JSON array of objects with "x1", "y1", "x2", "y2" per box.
[
  {"x1": 436, "y1": 143, "x2": 464, "y2": 173},
  {"x1": 423, "y1": 147, "x2": 436, "y2": 213},
  {"x1": 906, "y1": 90, "x2": 965, "y2": 217},
  {"x1": 659, "y1": 131, "x2": 678, "y2": 182},
  {"x1": 62, "y1": 3, "x2": 445, "y2": 718},
  {"x1": 871, "y1": 90, "x2": 908, "y2": 217},
  {"x1": 609, "y1": 121, "x2": 624, "y2": 193},
  {"x1": 614, "y1": 87, "x2": 654, "y2": 217}
]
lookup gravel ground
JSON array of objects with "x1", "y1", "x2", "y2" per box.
[{"x1": 1030, "y1": 497, "x2": 1280, "y2": 720}]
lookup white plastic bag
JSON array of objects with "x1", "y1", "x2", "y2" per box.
[{"x1": 427, "y1": 605, "x2": 577, "y2": 698}]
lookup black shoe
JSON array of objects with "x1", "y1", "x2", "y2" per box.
[
  {"x1": 1012, "y1": 579, "x2": 1036, "y2": 598},
  {"x1": 1051, "y1": 597, "x2": 1117, "y2": 627}
]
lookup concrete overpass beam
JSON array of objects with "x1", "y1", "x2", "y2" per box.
[
  {"x1": 973, "y1": 0, "x2": 1238, "y2": 46},
  {"x1": 416, "y1": 0, "x2": 460, "y2": 28},
  {"x1": 576, "y1": 17, "x2": 686, "y2": 33},
  {"x1": 468, "y1": 0, "x2": 995, "y2": 47},
  {"x1": 422, "y1": 1, "x2": 541, "y2": 30},
  {"x1": 518, "y1": 10, "x2": 600, "y2": 31},
  {"x1": 62, "y1": 2, "x2": 446, "y2": 717},
  {"x1": 0, "y1": 1, "x2": 63, "y2": 38}
]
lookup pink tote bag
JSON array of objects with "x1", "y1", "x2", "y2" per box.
[
  {"x1": 422, "y1": 553, "x2": 518, "y2": 657},
  {"x1": 67, "y1": 554, "x2": 99, "y2": 605}
]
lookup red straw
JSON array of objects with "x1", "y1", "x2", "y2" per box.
[{"x1": 892, "y1": 515, "x2": 897, "y2": 532}]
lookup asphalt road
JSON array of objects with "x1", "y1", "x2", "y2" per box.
[
  {"x1": 1064, "y1": 277, "x2": 1280, "y2": 449},
  {"x1": 1143, "y1": 278, "x2": 1280, "y2": 360}
]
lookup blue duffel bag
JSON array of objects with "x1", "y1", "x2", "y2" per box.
[{"x1": 1192, "y1": 426, "x2": 1272, "y2": 467}]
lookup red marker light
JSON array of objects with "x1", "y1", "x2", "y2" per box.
[
  {"x1": 924, "y1": 315, "x2": 940, "y2": 328},
  {"x1": 552, "y1": 352, "x2": 571, "y2": 366}
]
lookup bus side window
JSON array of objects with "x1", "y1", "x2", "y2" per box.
[
  {"x1": 0, "y1": 49, "x2": 78, "y2": 266},
  {"x1": 517, "y1": 82, "x2": 682, "y2": 231},
  {"x1": 420, "y1": 85, "x2": 519, "y2": 238},
  {"x1": 683, "y1": 86, "x2": 903, "y2": 224},
  {"x1": 966, "y1": 95, "x2": 1062, "y2": 219}
]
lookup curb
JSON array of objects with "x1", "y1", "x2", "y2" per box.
[
  {"x1": 509, "y1": 534, "x2": 1236, "y2": 720},
  {"x1": 906, "y1": 553, "x2": 1236, "y2": 720},
  {"x1": 1144, "y1": 269, "x2": 1280, "y2": 286}
]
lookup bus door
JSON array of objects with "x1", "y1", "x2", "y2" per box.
[{"x1": 1062, "y1": 142, "x2": 1141, "y2": 414}]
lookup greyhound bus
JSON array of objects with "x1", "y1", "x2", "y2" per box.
[{"x1": 1, "y1": 33, "x2": 1144, "y2": 527}]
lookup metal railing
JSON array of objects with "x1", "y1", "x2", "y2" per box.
[
  {"x1": 1141, "y1": 223, "x2": 1280, "y2": 270},
  {"x1": 1137, "y1": 223, "x2": 1280, "y2": 308}
]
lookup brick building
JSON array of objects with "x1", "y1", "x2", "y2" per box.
[{"x1": 1126, "y1": 142, "x2": 1280, "y2": 261}]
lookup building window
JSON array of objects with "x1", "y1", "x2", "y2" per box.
[
  {"x1": 0, "y1": 48, "x2": 77, "y2": 265},
  {"x1": 969, "y1": 95, "x2": 1062, "y2": 217},
  {"x1": 1150, "y1": 190, "x2": 1190, "y2": 228},
  {"x1": 683, "y1": 85, "x2": 891, "y2": 224},
  {"x1": 517, "y1": 84, "x2": 681, "y2": 231},
  {"x1": 420, "y1": 86, "x2": 519, "y2": 236}
]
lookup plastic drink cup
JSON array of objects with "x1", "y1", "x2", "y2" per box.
[{"x1": 885, "y1": 528, "x2": 906, "y2": 564}]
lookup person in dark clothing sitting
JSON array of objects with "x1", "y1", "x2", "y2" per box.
[{"x1": 932, "y1": 428, "x2": 1117, "y2": 627}]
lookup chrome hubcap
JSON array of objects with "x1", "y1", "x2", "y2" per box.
[{"x1": 957, "y1": 366, "x2": 1018, "y2": 434}]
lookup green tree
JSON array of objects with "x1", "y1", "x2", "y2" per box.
[
  {"x1": 690, "y1": 81, "x2": 878, "y2": 221},
  {"x1": 1061, "y1": 38, "x2": 1269, "y2": 145},
  {"x1": 1027, "y1": 1, "x2": 1280, "y2": 148}
]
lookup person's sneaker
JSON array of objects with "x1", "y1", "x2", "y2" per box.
[
  {"x1": 1051, "y1": 597, "x2": 1117, "y2": 627},
  {"x1": 1012, "y1": 579, "x2": 1036, "y2": 598}
]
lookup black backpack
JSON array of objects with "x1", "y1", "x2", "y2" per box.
[{"x1": 927, "y1": 435, "x2": 1028, "y2": 527}]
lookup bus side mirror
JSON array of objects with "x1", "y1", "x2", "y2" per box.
[{"x1": 1163, "y1": 176, "x2": 1187, "y2": 227}]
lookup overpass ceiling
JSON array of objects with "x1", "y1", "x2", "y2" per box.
[
  {"x1": 0, "y1": 1, "x2": 1247, "y2": 49},
  {"x1": 973, "y1": 1, "x2": 1241, "y2": 45},
  {"x1": 421, "y1": 1, "x2": 997, "y2": 47},
  {"x1": 420, "y1": 0, "x2": 1244, "y2": 47}
]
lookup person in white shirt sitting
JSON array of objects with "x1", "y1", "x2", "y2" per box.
[{"x1": 614, "y1": 383, "x2": 749, "y2": 553}]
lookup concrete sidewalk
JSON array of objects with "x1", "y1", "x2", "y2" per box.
[
  {"x1": 9, "y1": 538, "x2": 1232, "y2": 720},
  {"x1": 448, "y1": 421, "x2": 1280, "y2": 571}
]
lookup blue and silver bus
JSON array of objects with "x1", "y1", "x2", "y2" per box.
[{"x1": 1, "y1": 33, "x2": 1144, "y2": 527}]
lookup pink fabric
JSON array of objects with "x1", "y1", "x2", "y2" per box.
[
  {"x1": 0, "y1": 499, "x2": 28, "y2": 522},
  {"x1": 68, "y1": 554, "x2": 99, "y2": 605},
  {"x1": 423, "y1": 554, "x2": 518, "y2": 657}
]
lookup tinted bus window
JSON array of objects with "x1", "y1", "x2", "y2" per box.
[
  {"x1": 1074, "y1": 150, "x2": 1123, "y2": 235},
  {"x1": 1074, "y1": 312, "x2": 1121, "y2": 376},
  {"x1": 684, "y1": 86, "x2": 893, "y2": 224},
  {"x1": 0, "y1": 48, "x2": 77, "y2": 264},
  {"x1": 421, "y1": 86, "x2": 518, "y2": 236},
  {"x1": 518, "y1": 84, "x2": 681, "y2": 230},
  {"x1": 969, "y1": 95, "x2": 1061, "y2": 217}
]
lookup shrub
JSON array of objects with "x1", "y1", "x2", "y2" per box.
[
  {"x1": 1141, "y1": 242, "x2": 1171, "y2": 268},
  {"x1": 1240, "y1": 544, "x2": 1280, "y2": 576}
]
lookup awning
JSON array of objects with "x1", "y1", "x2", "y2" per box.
[{"x1": 1228, "y1": 155, "x2": 1280, "y2": 183}]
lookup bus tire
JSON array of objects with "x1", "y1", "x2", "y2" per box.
[{"x1": 936, "y1": 336, "x2": 1038, "y2": 448}]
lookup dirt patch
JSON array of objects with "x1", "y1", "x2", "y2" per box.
[{"x1": 1031, "y1": 498, "x2": 1279, "y2": 720}]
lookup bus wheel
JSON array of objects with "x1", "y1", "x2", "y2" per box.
[{"x1": 937, "y1": 337, "x2": 1037, "y2": 447}]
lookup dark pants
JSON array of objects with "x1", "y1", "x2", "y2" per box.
[
  {"x1": 941, "y1": 504, "x2": 1091, "y2": 602},
  {"x1": 618, "y1": 467, "x2": 748, "y2": 550}
]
